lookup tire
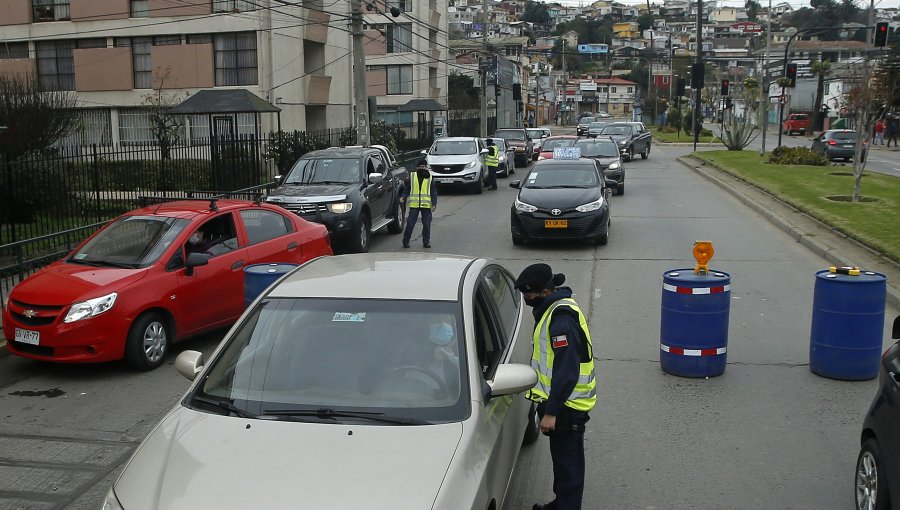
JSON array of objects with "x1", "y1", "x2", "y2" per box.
[
  {"x1": 856, "y1": 438, "x2": 891, "y2": 510},
  {"x1": 641, "y1": 144, "x2": 650, "y2": 159},
  {"x1": 597, "y1": 221, "x2": 609, "y2": 245},
  {"x1": 617, "y1": 182, "x2": 624, "y2": 195},
  {"x1": 386, "y1": 200, "x2": 404, "y2": 234},
  {"x1": 350, "y1": 212, "x2": 370, "y2": 253},
  {"x1": 511, "y1": 232, "x2": 524, "y2": 245},
  {"x1": 472, "y1": 177, "x2": 484, "y2": 194},
  {"x1": 522, "y1": 402, "x2": 540, "y2": 445},
  {"x1": 125, "y1": 312, "x2": 170, "y2": 371}
]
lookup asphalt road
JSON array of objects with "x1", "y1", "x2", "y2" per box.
[{"x1": 0, "y1": 133, "x2": 897, "y2": 509}]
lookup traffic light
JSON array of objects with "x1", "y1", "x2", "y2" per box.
[
  {"x1": 495, "y1": 84, "x2": 501, "y2": 97},
  {"x1": 512, "y1": 83, "x2": 522, "y2": 101},
  {"x1": 875, "y1": 21, "x2": 889, "y2": 47},
  {"x1": 677, "y1": 77, "x2": 686, "y2": 97},
  {"x1": 690, "y1": 62, "x2": 704, "y2": 89},
  {"x1": 785, "y1": 63, "x2": 797, "y2": 88},
  {"x1": 721, "y1": 79, "x2": 730, "y2": 96}
]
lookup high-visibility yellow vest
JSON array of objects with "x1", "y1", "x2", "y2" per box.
[
  {"x1": 527, "y1": 298, "x2": 596, "y2": 412},
  {"x1": 485, "y1": 146, "x2": 499, "y2": 167},
  {"x1": 408, "y1": 173, "x2": 432, "y2": 209}
]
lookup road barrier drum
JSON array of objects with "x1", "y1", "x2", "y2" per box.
[
  {"x1": 660, "y1": 269, "x2": 732, "y2": 378},
  {"x1": 809, "y1": 269, "x2": 887, "y2": 381},
  {"x1": 244, "y1": 263, "x2": 299, "y2": 308}
]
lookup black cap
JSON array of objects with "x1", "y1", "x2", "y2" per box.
[
  {"x1": 416, "y1": 159, "x2": 428, "y2": 168},
  {"x1": 486, "y1": 138, "x2": 494, "y2": 144},
  {"x1": 515, "y1": 263, "x2": 565, "y2": 293}
]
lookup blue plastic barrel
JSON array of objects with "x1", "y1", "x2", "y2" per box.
[
  {"x1": 809, "y1": 270, "x2": 887, "y2": 381},
  {"x1": 660, "y1": 269, "x2": 732, "y2": 378},
  {"x1": 243, "y1": 263, "x2": 299, "y2": 308}
]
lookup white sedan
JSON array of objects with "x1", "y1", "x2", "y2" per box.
[{"x1": 104, "y1": 253, "x2": 539, "y2": 510}]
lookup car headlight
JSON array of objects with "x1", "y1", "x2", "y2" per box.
[
  {"x1": 63, "y1": 292, "x2": 117, "y2": 324},
  {"x1": 608, "y1": 162, "x2": 620, "y2": 170},
  {"x1": 537, "y1": 156, "x2": 546, "y2": 160},
  {"x1": 515, "y1": 197, "x2": 538, "y2": 213},
  {"x1": 619, "y1": 140, "x2": 628, "y2": 145},
  {"x1": 101, "y1": 487, "x2": 124, "y2": 510},
  {"x1": 326, "y1": 202, "x2": 353, "y2": 214},
  {"x1": 575, "y1": 197, "x2": 604, "y2": 212},
  {"x1": 464, "y1": 160, "x2": 478, "y2": 169},
  {"x1": 515, "y1": 147, "x2": 525, "y2": 152}
]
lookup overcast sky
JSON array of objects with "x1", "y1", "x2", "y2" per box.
[{"x1": 552, "y1": 0, "x2": 900, "y2": 10}]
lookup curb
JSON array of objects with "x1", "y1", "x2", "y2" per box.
[{"x1": 678, "y1": 155, "x2": 900, "y2": 311}]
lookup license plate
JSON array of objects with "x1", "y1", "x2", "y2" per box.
[
  {"x1": 545, "y1": 219, "x2": 568, "y2": 228},
  {"x1": 436, "y1": 178, "x2": 454, "y2": 184},
  {"x1": 843, "y1": 144, "x2": 854, "y2": 148},
  {"x1": 15, "y1": 328, "x2": 40, "y2": 345}
]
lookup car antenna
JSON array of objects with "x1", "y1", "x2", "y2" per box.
[{"x1": 208, "y1": 198, "x2": 219, "y2": 212}]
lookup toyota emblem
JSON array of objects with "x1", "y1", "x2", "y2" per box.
[{"x1": 551, "y1": 208, "x2": 562, "y2": 216}]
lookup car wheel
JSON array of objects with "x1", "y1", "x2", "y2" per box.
[
  {"x1": 617, "y1": 182, "x2": 624, "y2": 196},
  {"x1": 512, "y1": 232, "x2": 524, "y2": 245},
  {"x1": 597, "y1": 218, "x2": 610, "y2": 246},
  {"x1": 386, "y1": 200, "x2": 404, "y2": 234},
  {"x1": 350, "y1": 212, "x2": 370, "y2": 253},
  {"x1": 522, "y1": 402, "x2": 540, "y2": 445},
  {"x1": 641, "y1": 144, "x2": 650, "y2": 159},
  {"x1": 472, "y1": 176, "x2": 484, "y2": 194},
  {"x1": 856, "y1": 438, "x2": 891, "y2": 510},
  {"x1": 125, "y1": 312, "x2": 170, "y2": 371}
]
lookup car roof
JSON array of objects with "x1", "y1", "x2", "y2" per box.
[
  {"x1": 437, "y1": 137, "x2": 479, "y2": 142},
  {"x1": 532, "y1": 159, "x2": 596, "y2": 169},
  {"x1": 494, "y1": 128, "x2": 526, "y2": 132},
  {"x1": 129, "y1": 199, "x2": 263, "y2": 219},
  {"x1": 544, "y1": 135, "x2": 577, "y2": 140},
  {"x1": 268, "y1": 253, "x2": 482, "y2": 301},
  {"x1": 302, "y1": 147, "x2": 377, "y2": 159}
]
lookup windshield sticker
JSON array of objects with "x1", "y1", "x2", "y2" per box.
[
  {"x1": 332, "y1": 312, "x2": 366, "y2": 322},
  {"x1": 528, "y1": 172, "x2": 538, "y2": 182},
  {"x1": 73, "y1": 253, "x2": 87, "y2": 259}
]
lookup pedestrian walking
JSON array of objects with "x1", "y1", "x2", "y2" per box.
[
  {"x1": 887, "y1": 119, "x2": 898, "y2": 148},
  {"x1": 874, "y1": 118, "x2": 885, "y2": 145},
  {"x1": 484, "y1": 138, "x2": 499, "y2": 191},
  {"x1": 514, "y1": 263, "x2": 596, "y2": 510},
  {"x1": 400, "y1": 160, "x2": 437, "y2": 249}
]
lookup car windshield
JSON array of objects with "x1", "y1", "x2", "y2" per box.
[
  {"x1": 431, "y1": 140, "x2": 477, "y2": 155},
  {"x1": 589, "y1": 122, "x2": 607, "y2": 129},
  {"x1": 492, "y1": 139, "x2": 508, "y2": 151},
  {"x1": 494, "y1": 130, "x2": 525, "y2": 141},
  {"x1": 579, "y1": 118, "x2": 595, "y2": 125},
  {"x1": 284, "y1": 158, "x2": 361, "y2": 184},
  {"x1": 525, "y1": 164, "x2": 600, "y2": 188},
  {"x1": 527, "y1": 129, "x2": 544, "y2": 138},
  {"x1": 69, "y1": 215, "x2": 189, "y2": 269},
  {"x1": 574, "y1": 140, "x2": 620, "y2": 157},
  {"x1": 542, "y1": 138, "x2": 575, "y2": 151},
  {"x1": 600, "y1": 125, "x2": 631, "y2": 135},
  {"x1": 193, "y1": 298, "x2": 469, "y2": 423}
]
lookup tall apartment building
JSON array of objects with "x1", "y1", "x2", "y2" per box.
[{"x1": 0, "y1": 0, "x2": 447, "y2": 146}]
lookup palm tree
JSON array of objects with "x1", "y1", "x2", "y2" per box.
[{"x1": 811, "y1": 59, "x2": 832, "y2": 132}]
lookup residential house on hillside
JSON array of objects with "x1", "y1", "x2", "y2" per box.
[{"x1": 613, "y1": 22, "x2": 641, "y2": 39}]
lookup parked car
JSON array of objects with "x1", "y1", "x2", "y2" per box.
[
  {"x1": 600, "y1": 122, "x2": 652, "y2": 161},
  {"x1": 510, "y1": 158, "x2": 615, "y2": 246},
  {"x1": 782, "y1": 113, "x2": 811, "y2": 135},
  {"x1": 574, "y1": 137, "x2": 625, "y2": 195},
  {"x1": 103, "y1": 253, "x2": 539, "y2": 510},
  {"x1": 577, "y1": 116, "x2": 596, "y2": 136},
  {"x1": 537, "y1": 135, "x2": 577, "y2": 160},
  {"x1": 527, "y1": 128, "x2": 551, "y2": 160},
  {"x1": 493, "y1": 128, "x2": 535, "y2": 167},
  {"x1": 488, "y1": 138, "x2": 516, "y2": 177},
  {"x1": 1, "y1": 199, "x2": 332, "y2": 370},
  {"x1": 267, "y1": 147, "x2": 407, "y2": 253},
  {"x1": 423, "y1": 137, "x2": 489, "y2": 194},
  {"x1": 855, "y1": 315, "x2": 900, "y2": 510},
  {"x1": 811, "y1": 130, "x2": 868, "y2": 162},
  {"x1": 587, "y1": 121, "x2": 608, "y2": 137}
]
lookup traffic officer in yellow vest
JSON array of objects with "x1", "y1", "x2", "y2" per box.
[
  {"x1": 400, "y1": 159, "x2": 438, "y2": 249},
  {"x1": 515, "y1": 263, "x2": 596, "y2": 510},
  {"x1": 484, "y1": 138, "x2": 499, "y2": 191}
]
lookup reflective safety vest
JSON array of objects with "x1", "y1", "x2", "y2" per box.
[
  {"x1": 485, "y1": 145, "x2": 499, "y2": 167},
  {"x1": 527, "y1": 298, "x2": 596, "y2": 412},
  {"x1": 408, "y1": 173, "x2": 433, "y2": 209}
]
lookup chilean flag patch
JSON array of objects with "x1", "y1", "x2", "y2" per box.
[{"x1": 551, "y1": 335, "x2": 569, "y2": 348}]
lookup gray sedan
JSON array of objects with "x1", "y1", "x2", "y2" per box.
[
  {"x1": 811, "y1": 129, "x2": 868, "y2": 162},
  {"x1": 104, "y1": 253, "x2": 539, "y2": 510}
]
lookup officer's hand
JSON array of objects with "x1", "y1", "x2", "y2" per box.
[
  {"x1": 399, "y1": 197, "x2": 405, "y2": 204},
  {"x1": 540, "y1": 414, "x2": 557, "y2": 435},
  {"x1": 431, "y1": 206, "x2": 436, "y2": 212}
]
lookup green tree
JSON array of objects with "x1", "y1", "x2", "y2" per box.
[
  {"x1": 637, "y1": 13, "x2": 654, "y2": 31},
  {"x1": 448, "y1": 72, "x2": 479, "y2": 111},
  {"x1": 0, "y1": 75, "x2": 77, "y2": 162},
  {"x1": 745, "y1": 0, "x2": 761, "y2": 20},
  {"x1": 522, "y1": 1, "x2": 551, "y2": 24},
  {"x1": 810, "y1": 59, "x2": 832, "y2": 131}
]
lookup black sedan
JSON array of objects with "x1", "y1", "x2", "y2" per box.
[
  {"x1": 856, "y1": 315, "x2": 900, "y2": 510},
  {"x1": 509, "y1": 159, "x2": 614, "y2": 246},
  {"x1": 574, "y1": 138, "x2": 625, "y2": 195},
  {"x1": 812, "y1": 130, "x2": 868, "y2": 162}
]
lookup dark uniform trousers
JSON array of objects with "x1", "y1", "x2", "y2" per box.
[
  {"x1": 537, "y1": 402, "x2": 590, "y2": 510},
  {"x1": 402, "y1": 207, "x2": 432, "y2": 246}
]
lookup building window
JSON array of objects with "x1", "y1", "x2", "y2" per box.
[
  {"x1": 627, "y1": 87, "x2": 633, "y2": 93},
  {"x1": 0, "y1": 43, "x2": 29, "y2": 59},
  {"x1": 119, "y1": 108, "x2": 186, "y2": 145},
  {"x1": 36, "y1": 40, "x2": 75, "y2": 91},
  {"x1": 212, "y1": 0, "x2": 257, "y2": 13},
  {"x1": 58, "y1": 109, "x2": 113, "y2": 147},
  {"x1": 33, "y1": 0, "x2": 70, "y2": 22},
  {"x1": 187, "y1": 113, "x2": 256, "y2": 142},
  {"x1": 386, "y1": 65, "x2": 413, "y2": 94},
  {"x1": 130, "y1": 0, "x2": 149, "y2": 17},
  {"x1": 387, "y1": 0, "x2": 407, "y2": 13},
  {"x1": 153, "y1": 36, "x2": 182, "y2": 46},
  {"x1": 367, "y1": 23, "x2": 412, "y2": 53},
  {"x1": 187, "y1": 34, "x2": 213, "y2": 44},
  {"x1": 115, "y1": 37, "x2": 152, "y2": 89},
  {"x1": 612, "y1": 87, "x2": 617, "y2": 93},
  {"x1": 214, "y1": 32, "x2": 258, "y2": 86}
]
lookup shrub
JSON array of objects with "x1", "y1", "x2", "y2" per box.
[
  {"x1": 701, "y1": 128, "x2": 714, "y2": 137},
  {"x1": 768, "y1": 146, "x2": 830, "y2": 166},
  {"x1": 266, "y1": 130, "x2": 330, "y2": 174}
]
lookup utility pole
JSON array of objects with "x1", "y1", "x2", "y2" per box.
[
  {"x1": 480, "y1": 0, "x2": 489, "y2": 137},
  {"x1": 693, "y1": 0, "x2": 703, "y2": 151},
  {"x1": 350, "y1": 0, "x2": 370, "y2": 146},
  {"x1": 561, "y1": 41, "x2": 568, "y2": 126},
  {"x1": 760, "y1": 0, "x2": 772, "y2": 156}
]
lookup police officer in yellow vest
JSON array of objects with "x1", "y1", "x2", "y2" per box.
[
  {"x1": 515, "y1": 263, "x2": 596, "y2": 510},
  {"x1": 400, "y1": 159, "x2": 438, "y2": 249},
  {"x1": 484, "y1": 138, "x2": 499, "y2": 191}
]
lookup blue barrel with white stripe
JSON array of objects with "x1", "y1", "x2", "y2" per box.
[
  {"x1": 660, "y1": 269, "x2": 731, "y2": 378},
  {"x1": 809, "y1": 269, "x2": 886, "y2": 381},
  {"x1": 244, "y1": 263, "x2": 299, "y2": 308}
]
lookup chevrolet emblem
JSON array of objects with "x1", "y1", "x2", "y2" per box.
[{"x1": 22, "y1": 309, "x2": 38, "y2": 318}]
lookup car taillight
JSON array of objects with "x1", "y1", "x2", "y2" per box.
[{"x1": 828, "y1": 140, "x2": 837, "y2": 145}]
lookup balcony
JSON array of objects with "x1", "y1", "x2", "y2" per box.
[
  {"x1": 305, "y1": 8, "x2": 330, "y2": 44},
  {"x1": 306, "y1": 75, "x2": 331, "y2": 105}
]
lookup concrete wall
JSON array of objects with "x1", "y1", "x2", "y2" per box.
[
  {"x1": 73, "y1": 48, "x2": 133, "y2": 91},
  {"x1": 0, "y1": 59, "x2": 35, "y2": 80},
  {"x1": 150, "y1": 44, "x2": 214, "y2": 89},
  {"x1": 70, "y1": 0, "x2": 129, "y2": 21},
  {"x1": 0, "y1": 0, "x2": 31, "y2": 25}
]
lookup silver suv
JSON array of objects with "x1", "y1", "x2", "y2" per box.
[{"x1": 423, "y1": 137, "x2": 489, "y2": 194}]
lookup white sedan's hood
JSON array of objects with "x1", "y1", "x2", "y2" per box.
[
  {"x1": 116, "y1": 407, "x2": 463, "y2": 510},
  {"x1": 427, "y1": 154, "x2": 479, "y2": 166}
]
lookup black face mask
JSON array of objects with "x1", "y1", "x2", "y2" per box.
[
  {"x1": 417, "y1": 169, "x2": 430, "y2": 181},
  {"x1": 524, "y1": 295, "x2": 545, "y2": 308}
]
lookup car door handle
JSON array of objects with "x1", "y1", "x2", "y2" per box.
[
  {"x1": 231, "y1": 260, "x2": 244, "y2": 270},
  {"x1": 287, "y1": 242, "x2": 298, "y2": 251}
]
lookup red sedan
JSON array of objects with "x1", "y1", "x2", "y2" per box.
[
  {"x1": 537, "y1": 135, "x2": 578, "y2": 160},
  {"x1": 1, "y1": 199, "x2": 332, "y2": 370}
]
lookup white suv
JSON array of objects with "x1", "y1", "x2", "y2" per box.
[{"x1": 423, "y1": 137, "x2": 489, "y2": 194}]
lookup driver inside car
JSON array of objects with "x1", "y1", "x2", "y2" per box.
[{"x1": 423, "y1": 321, "x2": 461, "y2": 399}]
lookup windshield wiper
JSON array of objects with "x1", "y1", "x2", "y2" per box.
[
  {"x1": 67, "y1": 258, "x2": 103, "y2": 266},
  {"x1": 309, "y1": 180, "x2": 350, "y2": 185},
  {"x1": 191, "y1": 395, "x2": 259, "y2": 419},
  {"x1": 68, "y1": 259, "x2": 135, "y2": 269},
  {"x1": 262, "y1": 408, "x2": 430, "y2": 425}
]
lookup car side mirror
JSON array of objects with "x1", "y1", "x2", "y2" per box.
[
  {"x1": 184, "y1": 252, "x2": 209, "y2": 276},
  {"x1": 510, "y1": 180, "x2": 521, "y2": 189},
  {"x1": 481, "y1": 148, "x2": 489, "y2": 154},
  {"x1": 893, "y1": 315, "x2": 900, "y2": 339},
  {"x1": 175, "y1": 350, "x2": 204, "y2": 381},
  {"x1": 486, "y1": 364, "x2": 537, "y2": 399},
  {"x1": 420, "y1": 149, "x2": 428, "y2": 155},
  {"x1": 368, "y1": 172, "x2": 384, "y2": 184},
  {"x1": 274, "y1": 175, "x2": 283, "y2": 184}
]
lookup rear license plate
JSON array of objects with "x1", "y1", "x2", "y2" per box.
[
  {"x1": 545, "y1": 219, "x2": 568, "y2": 228},
  {"x1": 15, "y1": 328, "x2": 39, "y2": 345},
  {"x1": 843, "y1": 144, "x2": 854, "y2": 148}
]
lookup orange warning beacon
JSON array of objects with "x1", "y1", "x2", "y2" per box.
[{"x1": 693, "y1": 241, "x2": 714, "y2": 275}]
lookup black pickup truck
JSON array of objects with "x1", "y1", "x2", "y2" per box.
[
  {"x1": 266, "y1": 146, "x2": 408, "y2": 252},
  {"x1": 599, "y1": 122, "x2": 652, "y2": 161}
]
